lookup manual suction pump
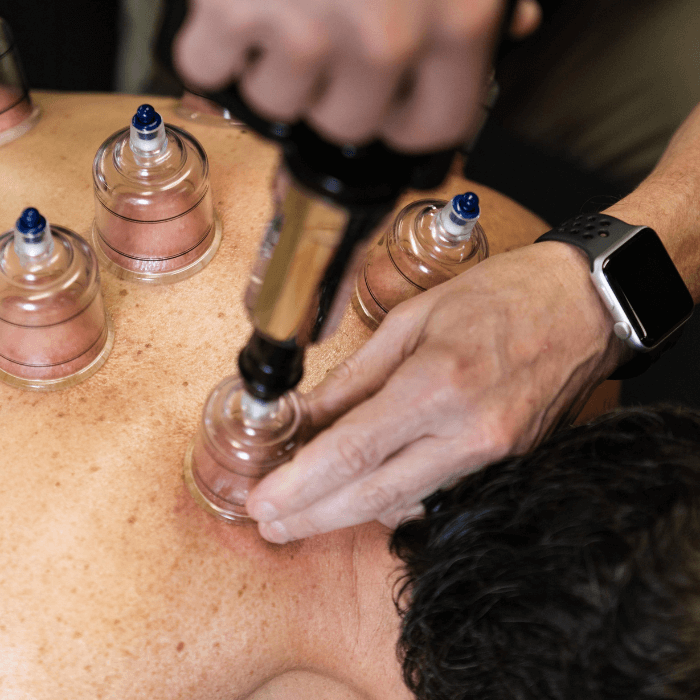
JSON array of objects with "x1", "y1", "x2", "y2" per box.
[{"x1": 353, "y1": 191, "x2": 489, "y2": 329}]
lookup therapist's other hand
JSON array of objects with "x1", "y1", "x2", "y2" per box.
[
  {"x1": 174, "y1": 0, "x2": 541, "y2": 152},
  {"x1": 247, "y1": 242, "x2": 624, "y2": 543}
]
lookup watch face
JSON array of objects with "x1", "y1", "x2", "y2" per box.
[{"x1": 603, "y1": 228, "x2": 694, "y2": 348}]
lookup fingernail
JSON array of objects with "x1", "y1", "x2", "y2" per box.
[
  {"x1": 250, "y1": 501, "x2": 278, "y2": 522},
  {"x1": 262, "y1": 520, "x2": 290, "y2": 544}
]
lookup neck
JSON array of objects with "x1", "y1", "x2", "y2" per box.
[
  {"x1": 295, "y1": 524, "x2": 411, "y2": 700},
  {"x1": 185, "y1": 497, "x2": 410, "y2": 700}
]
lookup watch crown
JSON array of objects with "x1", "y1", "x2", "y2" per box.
[{"x1": 613, "y1": 321, "x2": 632, "y2": 341}]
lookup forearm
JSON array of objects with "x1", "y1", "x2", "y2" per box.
[{"x1": 604, "y1": 102, "x2": 700, "y2": 301}]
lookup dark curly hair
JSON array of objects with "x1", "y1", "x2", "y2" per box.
[{"x1": 391, "y1": 406, "x2": 700, "y2": 700}]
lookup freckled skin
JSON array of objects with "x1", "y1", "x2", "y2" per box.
[{"x1": 0, "y1": 92, "x2": 610, "y2": 700}]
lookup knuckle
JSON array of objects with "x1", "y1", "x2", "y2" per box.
[
  {"x1": 380, "y1": 302, "x2": 424, "y2": 351},
  {"x1": 408, "y1": 348, "x2": 507, "y2": 433},
  {"x1": 384, "y1": 299, "x2": 417, "y2": 326},
  {"x1": 479, "y1": 412, "x2": 520, "y2": 458},
  {"x1": 379, "y1": 503, "x2": 425, "y2": 529},
  {"x1": 287, "y1": 512, "x2": 326, "y2": 540},
  {"x1": 424, "y1": 347, "x2": 476, "y2": 401},
  {"x1": 334, "y1": 432, "x2": 380, "y2": 479},
  {"x1": 363, "y1": 34, "x2": 414, "y2": 68},
  {"x1": 327, "y1": 354, "x2": 362, "y2": 386},
  {"x1": 283, "y1": 27, "x2": 330, "y2": 67},
  {"x1": 203, "y1": 0, "x2": 253, "y2": 32},
  {"x1": 356, "y1": 482, "x2": 401, "y2": 517},
  {"x1": 356, "y1": 11, "x2": 421, "y2": 68},
  {"x1": 377, "y1": 511, "x2": 402, "y2": 529},
  {"x1": 438, "y1": 0, "x2": 502, "y2": 43}
]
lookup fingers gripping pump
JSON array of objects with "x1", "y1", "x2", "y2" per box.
[
  {"x1": 156, "y1": 2, "x2": 516, "y2": 521},
  {"x1": 158, "y1": 5, "x2": 457, "y2": 403}
]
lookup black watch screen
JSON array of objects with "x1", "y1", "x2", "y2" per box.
[{"x1": 603, "y1": 228, "x2": 694, "y2": 348}]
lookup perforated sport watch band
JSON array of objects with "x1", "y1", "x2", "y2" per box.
[{"x1": 537, "y1": 213, "x2": 638, "y2": 268}]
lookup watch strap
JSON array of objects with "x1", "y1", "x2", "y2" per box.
[{"x1": 535, "y1": 213, "x2": 637, "y2": 269}]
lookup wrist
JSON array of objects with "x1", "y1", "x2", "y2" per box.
[
  {"x1": 533, "y1": 241, "x2": 628, "y2": 380},
  {"x1": 535, "y1": 207, "x2": 694, "y2": 380},
  {"x1": 603, "y1": 177, "x2": 700, "y2": 302}
]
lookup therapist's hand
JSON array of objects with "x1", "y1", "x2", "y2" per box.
[
  {"x1": 174, "y1": 0, "x2": 541, "y2": 151},
  {"x1": 247, "y1": 242, "x2": 624, "y2": 543}
]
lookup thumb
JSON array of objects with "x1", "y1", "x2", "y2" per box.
[{"x1": 305, "y1": 307, "x2": 425, "y2": 430}]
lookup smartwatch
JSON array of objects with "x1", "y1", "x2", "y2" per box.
[{"x1": 536, "y1": 213, "x2": 694, "y2": 377}]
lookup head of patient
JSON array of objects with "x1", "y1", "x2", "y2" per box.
[{"x1": 391, "y1": 405, "x2": 700, "y2": 700}]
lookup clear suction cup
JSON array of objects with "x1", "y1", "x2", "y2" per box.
[
  {"x1": 184, "y1": 373, "x2": 308, "y2": 523},
  {"x1": 0, "y1": 208, "x2": 114, "y2": 390},
  {"x1": 92, "y1": 103, "x2": 221, "y2": 284},
  {"x1": 0, "y1": 18, "x2": 40, "y2": 146},
  {"x1": 353, "y1": 192, "x2": 489, "y2": 329}
]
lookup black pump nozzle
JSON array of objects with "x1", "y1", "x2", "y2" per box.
[{"x1": 238, "y1": 332, "x2": 304, "y2": 401}]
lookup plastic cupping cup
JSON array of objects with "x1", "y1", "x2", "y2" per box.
[
  {"x1": 92, "y1": 103, "x2": 221, "y2": 283},
  {"x1": 184, "y1": 373, "x2": 308, "y2": 522},
  {"x1": 0, "y1": 208, "x2": 113, "y2": 390},
  {"x1": 0, "y1": 18, "x2": 40, "y2": 145},
  {"x1": 353, "y1": 192, "x2": 489, "y2": 329}
]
